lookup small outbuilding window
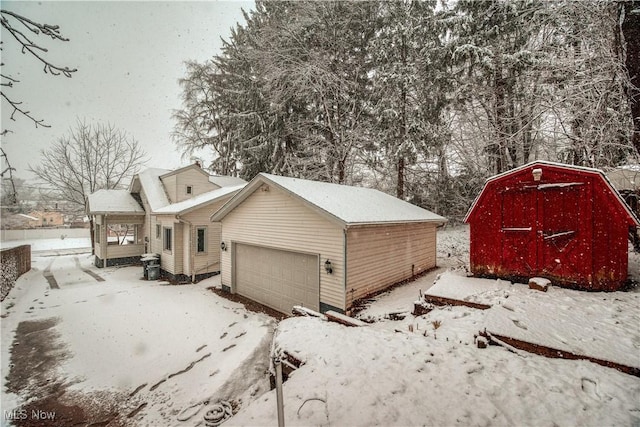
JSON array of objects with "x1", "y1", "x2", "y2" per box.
[
  {"x1": 156, "y1": 224, "x2": 161, "y2": 239},
  {"x1": 196, "y1": 227, "x2": 207, "y2": 253},
  {"x1": 186, "y1": 185, "x2": 193, "y2": 195},
  {"x1": 163, "y1": 227, "x2": 172, "y2": 252}
]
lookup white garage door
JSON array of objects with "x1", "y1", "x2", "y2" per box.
[{"x1": 234, "y1": 244, "x2": 319, "y2": 314}]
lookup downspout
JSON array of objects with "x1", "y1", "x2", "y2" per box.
[
  {"x1": 177, "y1": 215, "x2": 195, "y2": 283},
  {"x1": 104, "y1": 214, "x2": 108, "y2": 264},
  {"x1": 343, "y1": 227, "x2": 348, "y2": 313}
]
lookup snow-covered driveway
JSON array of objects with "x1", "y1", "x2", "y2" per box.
[{"x1": 1, "y1": 254, "x2": 276, "y2": 426}]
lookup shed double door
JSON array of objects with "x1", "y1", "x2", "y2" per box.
[{"x1": 500, "y1": 182, "x2": 585, "y2": 279}]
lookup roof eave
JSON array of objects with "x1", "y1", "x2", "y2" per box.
[
  {"x1": 89, "y1": 211, "x2": 145, "y2": 216},
  {"x1": 345, "y1": 218, "x2": 448, "y2": 228},
  {"x1": 210, "y1": 174, "x2": 347, "y2": 227}
]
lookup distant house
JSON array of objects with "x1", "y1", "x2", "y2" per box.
[
  {"x1": 211, "y1": 173, "x2": 447, "y2": 315},
  {"x1": 465, "y1": 161, "x2": 639, "y2": 291},
  {"x1": 0, "y1": 213, "x2": 39, "y2": 229},
  {"x1": 27, "y1": 210, "x2": 65, "y2": 228},
  {"x1": 87, "y1": 164, "x2": 245, "y2": 281}
]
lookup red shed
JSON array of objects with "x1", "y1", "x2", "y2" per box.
[{"x1": 464, "y1": 161, "x2": 639, "y2": 291}]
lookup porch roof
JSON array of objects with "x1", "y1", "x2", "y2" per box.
[{"x1": 87, "y1": 189, "x2": 145, "y2": 215}]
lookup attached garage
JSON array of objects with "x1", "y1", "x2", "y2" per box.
[
  {"x1": 212, "y1": 173, "x2": 447, "y2": 315},
  {"x1": 465, "y1": 161, "x2": 639, "y2": 291}
]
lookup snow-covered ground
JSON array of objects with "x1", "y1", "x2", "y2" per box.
[
  {"x1": 1, "y1": 254, "x2": 275, "y2": 426},
  {"x1": 230, "y1": 225, "x2": 640, "y2": 426},
  {"x1": 0, "y1": 236, "x2": 91, "y2": 252},
  {"x1": 2, "y1": 225, "x2": 639, "y2": 426}
]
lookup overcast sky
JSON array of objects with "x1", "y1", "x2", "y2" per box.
[{"x1": 1, "y1": 1, "x2": 253, "y2": 184}]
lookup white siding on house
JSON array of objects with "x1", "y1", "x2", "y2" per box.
[
  {"x1": 180, "y1": 198, "x2": 229, "y2": 277},
  {"x1": 155, "y1": 215, "x2": 178, "y2": 274},
  {"x1": 346, "y1": 222, "x2": 437, "y2": 308},
  {"x1": 161, "y1": 168, "x2": 217, "y2": 204},
  {"x1": 104, "y1": 215, "x2": 144, "y2": 224},
  {"x1": 220, "y1": 184, "x2": 345, "y2": 311}
]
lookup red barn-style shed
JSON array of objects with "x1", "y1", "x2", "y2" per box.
[{"x1": 464, "y1": 161, "x2": 639, "y2": 291}]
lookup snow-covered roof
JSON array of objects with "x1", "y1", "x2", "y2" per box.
[
  {"x1": 209, "y1": 175, "x2": 247, "y2": 188},
  {"x1": 212, "y1": 173, "x2": 447, "y2": 226},
  {"x1": 87, "y1": 189, "x2": 145, "y2": 215},
  {"x1": 159, "y1": 163, "x2": 210, "y2": 180},
  {"x1": 135, "y1": 168, "x2": 171, "y2": 212},
  {"x1": 17, "y1": 213, "x2": 39, "y2": 221},
  {"x1": 155, "y1": 184, "x2": 245, "y2": 215}
]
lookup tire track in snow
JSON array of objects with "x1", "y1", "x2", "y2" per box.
[
  {"x1": 74, "y1": 256, "x2": 105, "y2": 282},
  {"x1": 43, "y1": 260, "x2": 59, "y2": 289}
]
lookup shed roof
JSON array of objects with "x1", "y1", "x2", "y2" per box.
[
  {"x1": 155, "y1": 184, "x2": 245, "y2": 215},
  {"x1": 87, "y1": 189, "x2": 145, "y2": 215},
  {"x1": 211, "y1": 173, "x2": 447, "y2": 226},
  {"x1": 464, "y1": 161, "x2": 639, "y2": 225}
]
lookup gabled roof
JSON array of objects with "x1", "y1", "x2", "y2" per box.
[
  {"x1": 159, "y1": 163, "x2": 210, "y2": 180},
  {"x1": 155, "y1": 184, "x2": 245, "y2": 215},
  {"x1": 87, "y1": 189, "x2": 145, "y2": 215},
  {"x1": 464, "y1": 160, "x2": 639, "y2": 225},
  {"x1": 211, "y1": 173, "x2": 447, "y2": 226},
  {"x1": 133, "y1": 168, "x2": 172, "y2": 212}
]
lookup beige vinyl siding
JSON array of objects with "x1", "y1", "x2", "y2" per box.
[
  {"x1": 181, "y1": 199, "x2": 228, "y2": 276},
  {"x1": 104, "y1": 215, "x2": 144, "y2": 224},
  {"x1": 155, "y1": 215, "x2": 180, "y2": 274},
  {"x1": 220, "y1": 184, "x2": 345, "y2": 310},
  {"x1": 138, "y1": 188, "x2": 154, "y2": 254},
  {"x1": 346, "y1": 222, "x2": 437, "y2": 308},
  {"x1": 160, "y1": 168, "x2": 217, "y2": 203},
  {"x1": 94, "y1": 215, "x2": 105, "y2": 258}
]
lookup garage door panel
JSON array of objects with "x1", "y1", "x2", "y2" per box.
[{"x1": 235, "y1": 243, "x2": 319, "y2": 314}]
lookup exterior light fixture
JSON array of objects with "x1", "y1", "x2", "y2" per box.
[
  {"x1": 220, "y1": 242, "x2": 227, "y2": 251},
  {"x1": 532, "y1": 168, "x2": 542, "y2": 182},
  {"x1": 324, "y1": 259, "x2": 333, "y2": 274}
]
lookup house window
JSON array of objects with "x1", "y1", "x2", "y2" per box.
[
  {"x1": 196, "y1": 227, "x2": 206, "y2": 253},
  {"x1": 186, "y1": 185, "x2": 193, "y2": 195},
  {"x1": 156, "y1": 224, "x2": 161, "y2": 239},
  {"x1": 163, "y1": 227, "x2": 172, "y2": 252}
]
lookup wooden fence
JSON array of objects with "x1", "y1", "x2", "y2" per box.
[{"x1": 1, "y1": 245, "x2": 31, "y2": 301}]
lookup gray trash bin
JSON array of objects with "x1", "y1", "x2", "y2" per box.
[
  {"x1": 141, "y1": 253, "x2": 160, "y2": 279},
  {"x1": 147, "y1": 264, "x2": 160, "y2": 280}
]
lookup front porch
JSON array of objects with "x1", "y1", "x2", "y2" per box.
[{"x1": 94, "y1": 214, "x2": 145, "y2": 267}]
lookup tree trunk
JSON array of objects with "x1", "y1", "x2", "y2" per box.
[
  {"x1": 619, "y1": 1, "x2": 640, "y2": 156},
  {"x1": 397, "y1": 157, "x2": 405, "y2": 199}
]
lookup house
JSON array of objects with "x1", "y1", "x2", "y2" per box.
[
  {"x1": 464, "y1": 161, "x2": 640, "y2": 291},
  {"x1": 87, "y1": 164, "x2": 246, "y2": 281},
  {"x1": 210, "y1": 173, "x2": 447, "y2": 315},
  {"x1": 0, "y1": 213, "x2": 39, "y2": 229},
  {"x1": 27, "y1": 210, "x2": 65, "y2": 228}
]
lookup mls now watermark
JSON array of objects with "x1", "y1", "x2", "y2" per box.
[{"x1": 4, "y1": 409, "x2": 56, "y2": 421}]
